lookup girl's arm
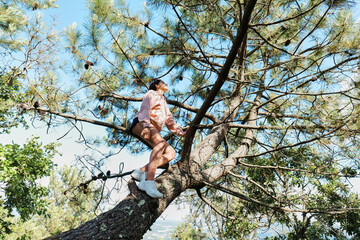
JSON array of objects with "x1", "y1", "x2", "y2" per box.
[
  {"x1": 165, "y1": 102, "x2": 185, "y2": 137},
  {"x1": 137, "y1": 91, "x2": 154, "y2": 128}
]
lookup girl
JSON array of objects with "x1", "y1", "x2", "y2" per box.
[{"x1": 129, "y1": 80, "x2": 186, "y2": 198}]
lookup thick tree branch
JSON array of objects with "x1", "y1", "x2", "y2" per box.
[
  {"x1": 183, "y1": 30, "x2": 250, "y2": 177},
  {"x1": 185, "y1": 93, "x2": 244, "y2": 177},
  {"x1": 200, "y1": 80, "x2": 263, "y2": 182},
  {"x1": 181, "y1": 0, "x2": 258, "y2": 163},
  {"x1": 198, "y1": 50, "x2": 268, "y2": 183}
]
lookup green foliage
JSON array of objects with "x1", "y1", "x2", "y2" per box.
[
  {"x1": 222, "y1": 212, "x2": 259, "y2": 239},
  {"x1": 0, "y1": 137, "x2": 57, "y2": 236},
  {"x1": 3, "y1": 165, "x2": 101, "y2": 240},
  {"x1": 179, "y1": 141, "x2": 360, "y2": 239},
  {"x1": 0, "y1": 0, "x2": 57, "y2": 50},
  {"x1": 0, "y1": 0, "x2": 61, "y2": 135},
  {"x1": 0, "y1": 1, "x2": 27, "y2": 50},
  {"x1": 171, "y1": 219, "x2": 208, "y2": 239},
  {"x1": 0, "y1": 72, "x2": 29, "y2": 133},
  {"x1": 0, "y1": 205, "x2": 12, "y2": 236}
]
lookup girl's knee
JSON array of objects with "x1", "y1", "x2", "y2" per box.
[
  {"x1": 165, "y1": 144, "x2": 176, "y2": 160},
  {"x1": 153, "y1": 140, "x2": 166, "y2": 150}
]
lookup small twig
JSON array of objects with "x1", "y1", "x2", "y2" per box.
[
  {"x1": 228, "y1": 171, "x2": 280, "y2": 202},
  {"x1": 203, "y1": 181, "x2": 360, "y2": 214},
  {"x1": 64, "y1": 170, "x2": 133, "y2": 196},
  {"x1": 237, "y1": 160, "x2": 359, "y2": 178},
  {"x1": 196, "y1": 188, "x2": 236, "y2": 220},
  {"x1": 35, "y1": 107, "x2": 153, "y2": 149},
  {"x1": 101, "y1": 16, "x2": 148, "y2": 89},
  {"x1": 172, "y1": 5, "x2": 218, "y2": 74}
]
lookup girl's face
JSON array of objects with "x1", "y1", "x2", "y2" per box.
[{"x1": 156, "y1": 81, "x2": 168, "y2": 93}]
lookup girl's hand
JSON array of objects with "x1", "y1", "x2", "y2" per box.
[
  {"x1": 141, "y1": 127, "x2": 151, "y2": 140},
  {"x1": 182, "y1": 128, "x2": 188, "y2": 138}
]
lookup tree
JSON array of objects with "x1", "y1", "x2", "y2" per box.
[
  {"x1": 4, "y1": 165, "x2": 102, "y2": 240},
  {"x1": 0, "y1": 137, "x2": 57, "y2": 237},
  {"x1": 0, "y1": 0, "x2": 56, "y2": 120},
  {"x1": 8, "y1": 0, "x2": 360, "y2": 239},
  {"x1": 0, "y1": 1, "x2": 65, "y2": 237},
  {"x1": 0, "y1": 0, "x2": 57, "y2": 132}
]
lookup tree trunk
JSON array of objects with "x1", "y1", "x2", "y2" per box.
[{"x1": 45, "y1": 166, "x2": 194, "y2": 240}]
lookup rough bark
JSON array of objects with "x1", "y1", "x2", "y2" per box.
[
  {"x1": 45, "y1": 166, "x2": 194, "y2": 240},
  {"x1": 203, "y1": 87, "x2": 263, "y2": 182}
]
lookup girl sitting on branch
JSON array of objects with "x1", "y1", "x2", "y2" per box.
[{"x1": 129, "y1": 79, "x2": 186, "y2": 198}]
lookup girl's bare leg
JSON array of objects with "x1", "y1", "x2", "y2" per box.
[{"x1": 131, "y1": 123, "x2": 176, "y2": 180}]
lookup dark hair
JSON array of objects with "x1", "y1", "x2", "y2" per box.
[{"x1": 149, "y1": 79, "x2": 163, "y2": 91}]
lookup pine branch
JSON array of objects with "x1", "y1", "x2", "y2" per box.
[
  {"x1": 194, "y1": 123, "x2": 359, "y2": 133},
  {"x1": 250, "y1": 26, "x2": 295, "y2": 56},
  {"x1": 236, "y1": 161, "x2": 359, "y2": 178},
  {"x1": 35, "y1": 107, "x2": 153, "y2": 149},
  {"x1": 181, "y1": 0, "x2": 258, "y2": 163},
  {"x1": 99, "y1": 93, "x2": 220, "y2": 123},
  {"x1": 228, "y1": 171, "x2": 279, "y2": 202},
  {"x1": 250, "y1": 0, "x2": 325, "y2": 27},
  {"x1": 247, "y1": 110, "x2": 360, "y2": 159},
  {"x1": 101, "y1": 17, "x2": 148, "y2": 89},
  {"x1": 172, "y1": 5, "x2": 219, "y2": 74},
  {"x1": 195, "y1": 188, "x2": 237, "y2": 220},
  {"x1": 202, "y1": 181, "x2": 360, "y2": 214},
  {"x1": 293, "y1": 4, "x2": 331, "y2": 54}
]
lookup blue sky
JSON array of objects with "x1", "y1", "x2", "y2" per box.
[{"x1": 45, "y1": 0, "x2": 149, "y2": 29}]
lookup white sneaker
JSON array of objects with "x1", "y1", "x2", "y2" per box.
[
  {"x1": 137, "y1": 180, "x2": 164, "y2": 198},
  {"x1": 131, "y1": 168, "x2": 147, "y2": 182}
]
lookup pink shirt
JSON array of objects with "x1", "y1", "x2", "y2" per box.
[{"x1": 135, "y1": 90, "x2": 185, "y2": 136}]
